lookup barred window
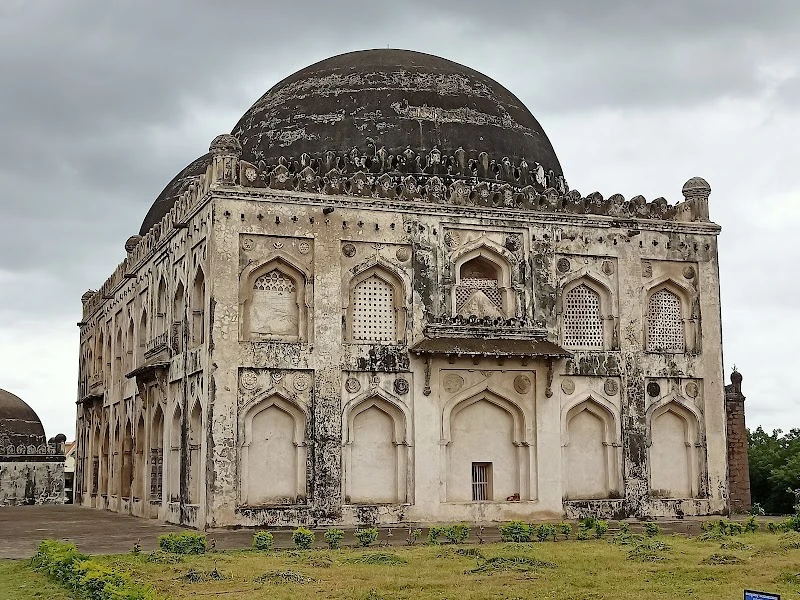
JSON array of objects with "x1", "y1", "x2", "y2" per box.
[
  {"x1": 647, "y1": 289, "x2": 684, "y2": 352},
  {"x1": 91, "y1": 457, "x2": 99, "y2": 494},
  {"x1": 352, "y1": 275, "x2": 396, "y2": 342},
  {"x1": 471, "y1": 462, "x2": 492, "y2": 501},
  {"x1": 563, "y1": 284, "x2": 604, "y2": 349},
  {"x1": 150, "y1": 448, "x2": 163, "y2": 501}
]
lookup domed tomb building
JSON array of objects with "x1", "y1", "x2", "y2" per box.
[
  {"x1": 75, "y1": 50, "x2": 729, "y2": 528},
  {"x1": 1, "y1": 388, "x2": 66, "y2": 505}
]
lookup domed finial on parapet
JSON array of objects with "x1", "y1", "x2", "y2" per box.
[
  {"x1": 81, "y1": 290, "x2": 97, "y2": 304},
  {"x1": 682, "y1": 176, "x2": 711, "y2": 221},
  {"x1": 731, "y1": 366, "x2": 743, "y2": 386},
  {"x1": 124, "y1": 235, "x2": 142, "y2": 254},
  {"x1": 209, "y1": 134, "x2": 242, "y2": 156}
]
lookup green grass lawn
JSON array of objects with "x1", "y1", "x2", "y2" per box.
[{"x1": 5, "y1": 532, "x2": 800, "y2": 599}]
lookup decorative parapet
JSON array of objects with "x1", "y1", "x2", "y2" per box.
[
  {"x1": 424, "y1": 315, "x2": 548, "y2": 340},
  {"x1": 144, "y1": 331, "x2": 170, "y2": 359},
  {"x1": 0, "y1": 443, "x2": 62, "y2": 458}
]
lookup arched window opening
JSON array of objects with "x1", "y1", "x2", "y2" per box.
[
  {"x1": 564, "y1": 284, "x2": 603, "y2": 349},
  {"x1": 91, "y1": 426, "x2": 101, "y2": 495},
  {"x1": 188, "y1": 402, "x2": 202, "y2": 505},
  {"x1": 647, "y1": 288, "x2": 684, "y2": 352},
  {"x1": 172, "y1": 282, "x2": 185, "y2": 354},
  {"x1": 121, "y1": 421, "x2": 133, "y2": 499},
  {"x1": 94, "y1": 332, "x2": 103, "y2": 377},
  {"x1": 105, "y1": 335, "x2": 112, "y2": 383},
  {"x1": 100, "y1": 426, "x2": 110, "y2": 495},
  {"x1": 351, "y1": 275, "x2": 396, "y2": 342},
  {"x1": 150, "y1": 406, "x2": 164, "y2": 502},
  {"x1": 191, "y1": 270, "x2": 205, "y2": 348},
  {"x1": 169, "y1": 407, "x2": 182, "y2": 502},
  {"x1": 156, "y1": 278, "x2": 168, "y2": 336},
  {"x1": 126, "y1": 320, "x2": 135, "y2": 373},
  {"x1": 114, "y1": 329, "x2": 123, "y2": 383},
  {"x1": 250, "y1": 269, "x2": 299, "y2": 337},
  {"x1": 455, "y1": 255, "x2": 505, "y2": 318},
  {"x1": 133, "y1": 416, "x2": 145, "y2": 499}
]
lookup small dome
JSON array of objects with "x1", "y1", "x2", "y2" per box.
[
  {"x1": 81, "y1": 290, "x2": 97, "y2": 304},
  {"x1": 682, "y1": 177, "x2": 711, "y2": 196},
  {"x1": 209, "y1": 134, "x2": 241, "y2": 154},
  {"x1": 0, "y1": 388, "x2": 46, "y2": 449},
  {"x1": 124, "y1": 235, "x2": 142, "y2": 254}
]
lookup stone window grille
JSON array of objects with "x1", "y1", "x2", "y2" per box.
[
  {"x1": 150, "y1": 448, "x2": 163, "y2": 501},
  {"x1": 91, "y1": 457, "x2": 99, "y2": 494},
  {"x1": 455, "y1": 277, "x2": 503, "y2": 312},
  {"x1": 471, "y1": 462, "x2": 492, "y2": 501},
  {"x1": 352, "y1": 275, "x2": 396, "y2": 342},
  {"x1": 563, "y1": 284, "x2": 604, "y2": 349},
  {"x1": 254, "y1": 270, "x2": 296, "y2": 293},
  {"x1": 647, "y1": 289, "x2": 684, "y2": 352}
]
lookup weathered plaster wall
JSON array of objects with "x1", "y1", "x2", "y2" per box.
[{"x1": 0, "y1": 459, "x2": 64, "y2": 506}]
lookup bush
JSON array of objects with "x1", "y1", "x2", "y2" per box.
[
  {"x1": 443, "y1": 524, "x2": 470, "y2": 544},
  {"x1": 744, "y1": 515, "x2": 759, "y2": 533},
  {"x1": 158, "y1": 531, "x2": 207, "y2": 555},
  {"x1": 324, "y1": 528, "x2": 345, "y2": 549},
  {"x1": 559, "y1": 522, "x2": 573, "y2": 539},
  {"x1": 252, "y1": 531, "x2": 274, "y2": 551},
  {"x1": 783, "y1": 514, "x2": 800, "y2": 532},
  {"x1": 355, "y1": 527, "x2": 379, "y2": 547},
  {"x1": 292, "y1": 527, "x2": 315, "y2": 550},
  {"x1": 618, "y1": 522, "x2": 631, "y2": 535},
  {"x1": 643, "y1": 522, "x2": 661, "y2": 537},
  {"x1": 31, "y1": 540, "x2": 154, "y2": 600},
  {"x1": 536, "y1": 523, "x2": 557, "y2": 542},
  {"x1": 728, "y1": 521, "x2": 744, "y2": 535},
  {"x1": 499, "y1": 521, "x2": 533, "y2": 543},
  {"x1": 580, "y1": 516, "x2": 597, "y2": 530},
  {"x1": 427, "y1": 526, "x2": 445, "y2": 545},
  {"x1": 406, "y1": 528, "x2": 422, "y2": 545},
  {"x1": 576, "y1": 525, "x2": 590, "y2": 541},
  {"x1": 594, "y1": 520, "x2": 609, "y2": 538}
]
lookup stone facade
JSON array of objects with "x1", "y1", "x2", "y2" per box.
[
  {"x1": 74, "y1": 50, "x2": 731, "y2": 529},
  {"x1": 725, "y1": 370, "x2": 751, "y2": 513}
]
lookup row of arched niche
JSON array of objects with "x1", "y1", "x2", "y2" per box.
[{"x1": 238, "y1": 243, "x2": 698, "y2": 353}]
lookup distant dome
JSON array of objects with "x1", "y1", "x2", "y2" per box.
[
  {"x1": 141, "y1": 49, "x2": 564, "y2": 235},
  {"x1": 0, "y1": 388, "x2": 46, "y2": 448}
]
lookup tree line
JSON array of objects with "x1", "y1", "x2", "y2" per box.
[{"x1": 748, "y1": 427, "x2": 800, "y2": 515}]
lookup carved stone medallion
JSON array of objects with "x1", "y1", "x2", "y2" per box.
[
  {"x1": 642, "y1": 261, "x2": 653, "y2": 278},
  {"x1": 444, "y1": 231, "x2": 460, "y2": 249},
  {"x1": 647, "y1": 381, "x2": 661, "y2": 397},
  {"x1": 442, "y1": 373, "x2": 464, "y2": 393},
  {"x1": 685, "y1": 381, "x2": 699, "y2": 398},
  {"x1": 604, "y1": 378, "x2": 619, "y2": 396},
  {"x1": 298, "y1": 241, "x2": 311, "y2": 255},
  {"x1": 273, "y1": 240, "x2": 284, "y2": 249},
  {"x1": 244, "y1": 167, "x2": 257, "y2": 182},
  {"x1": 683, "y1": 265, "x2": 696, "y2": 279},
  {"x1": 342, "y1": 243, "x2": 356, "y2": 258},
  {"x1": 241, "y1": 237, "x2": 254, "y2": 251},
  {"x1": 270, "y1": 371, "x2": 283, "y2": 384},
  {"x1": 293, "y1": 372, "x2": 310, "y2": 392},
  {"x1": 561, "y1": 378, "x2": 575, "y2": 395},
  {"x1": 514, "y1": 375, "x2": 532, "y2": 394},
  {"x1": 395, "y1": 246, "x2": 411, "y2": 262},
  {"x1": 557, "y1": 257, "x2": 571, "y2": 273},
  {"x1": 602, "y1": 260, "x2": 615, "y2": 275},
  {"x1": 240, "y1": 370, "x2": 258, "y2": 391},
  {"x1": 394, "y1": 378, "x2": 409, "y2": 395},
  {"x1": 504, "y1": 235, "x2": 521, "y2": 252},
  {"x1": 345, "y1": 377, "x2": 361, "y2": 394}
]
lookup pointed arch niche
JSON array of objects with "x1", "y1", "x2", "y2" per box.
[
  {"x1": 451, "y1": 244, "x2": 516, "y2": 319},
  {"x1": 561, "y1": 396, "x2": 621, "y2": 499},
  {"x1": 240, "y1": 256, "x2": 311, "y2": 342},
  {"x1": 647, "y1": 397, "x2": 704, "y2": 498},
  {"x1": 558, "y1": 275, "x2": 616, "y2": 350},
  {"x1": 342, "y1": 389, "x2": 411, "y2": 504},
  {"x1": 644, "y1": 278, "x2": 698, "y2": 354},
  {"x1": 345, "y1": 262, "x2": 408, "y2": 344},
  {"x1": 441, "y1": 385, "x2": 533, "y2": 502},
  {"x1": 239, "y1": 392, "x2": 308, "y2": 506}
]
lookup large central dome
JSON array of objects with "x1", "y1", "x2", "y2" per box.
[{"x1": 232, "y1": 49, "x2": 562, "y2": 175}]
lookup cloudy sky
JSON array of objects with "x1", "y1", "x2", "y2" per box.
[{"x1": 0, "y1": 0, "x2": 797, "y2": 439}]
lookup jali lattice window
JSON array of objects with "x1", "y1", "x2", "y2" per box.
[
  {"x1": 456, "y1": 278, "x2": 503, "y2": 312},
  {"x1": 250, "y1": 270, "x2": 299, "y2": 337},
  {"x1": 563, "y1": 284, "x2": 604, "y2": 349},
  {"x1": 352, "y1": 275, "x2": 396, "y2": 342},
  {"x1": 647, "y1": 289, "x2": 684, "y2": 352}
]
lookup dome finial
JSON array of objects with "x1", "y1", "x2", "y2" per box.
[
  {"x1": 681, "y1": 176, "x2": 711, "y2": 221},
  {"x1": 209, "y1": 134, "x2": 241, "y2": 155}
]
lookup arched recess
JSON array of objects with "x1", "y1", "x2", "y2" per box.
[
  {"x1": 105, "y1": 333, "x2": 112, "y2": 383},
  {"x1": 126, "y1": 319, "x2": 135, "y2": 373},
  {"x1": 90, "y1": 424, "x2": 101, "y2": 495},
  {"x1": 150, "y1": 404, "x2": 164, "y2": 503},
  {"x1": 341, "y1": 389, "x2": 411, "y2": 504},
  {"x1": 557, "y1": 274, "x2": 616, "y2": 350},
  {"x1": 132, "y1": 414, "x2": 145, "y2": 499},
  {"x1": 442, "y1": 386, "x2": 532, "y2": 502},
  {"x1": 138, "y1": 309, "x2": 148, "y2": 362},
  {"x1": 239, "y1": 255, "x2": 310, "y2": 342},
  {"x1": 451, "y1": 243, "x2": 516, "y2": 318},
  {"x1": 646, "y1": 397, "x2": 703, "y2": 498},
  {"x1": 156, "y1": 276, "x2": 168, "y2": 336},
  {"x1": 643, "y1": 278, "x2": 697, "y2": 353},
  {"x1": 121, "y1": 420, "x2": 133, "y2": 499},
  {"x1": 172, "y1": 281, "x2": 185, "y2": 353},
  {"x1": 191, "y1": 269, "x2": 206, "y2": 347},
  {"x1": 239, "y1": 392, "x2": 308, "y2": 506},
  {"x1": 344, "y1": 261, "x2": 408, "y2": 343},
  {"x1": 100, "y1": 423, "x2": 110, "y2": 495},
  {"x1": 188, "y1": 401, "x2": 202, "y2": 505},
  {"x1": 561, "y1": 396, "x2": 621, "y2": 499},
  {"x1": 94, "y1": 331, "x2": 104, "y2": 377},
  {"x1": 168, "y1": 405, "x2": 182, "y2": 502},
  {"x1": 114, "y1": 328, "x2": 123, "y2": 383}
]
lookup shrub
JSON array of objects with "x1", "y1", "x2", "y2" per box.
[
  {"x1": 406, "y1": 528, "x2": 422, "y2": 545},
  {"x1": 700, "y1": 520, "x2": 715, "y2": 533},
  {"x1": 252, "y1": 531, "x2": 274, "y2": 551},
  {"x1": 427, "y1": 526, "x2": 445, "y2": 544},
  {"x1": 643, "y1": 522, "x2": 661, "y2": 537},
  {"x1": 158, "y1": 531, "x2": 207, "y2": 554},
  {"x1": 744, "y1": 515, "x2": 759, "y2": 533},
  {"x1": 292, "y1": 527, "x2": 315, "y2": 550},
  {"x1": 594, "y1": 520, "x2": 609, "y2": 538},
  {"x1": 536, "y1": 523, "x2": 557, "y2": 542},
  {"x1": 559, "y1": 522, "x2": 573, "y2": 539},
  {"x1": 767, "y1": 521, "x2": 779, "y2": 534},
  {"x1": 324, "y1": 528, "x2": 345, "y2": 549},
  {"x1": 576, "y1": 525, "x2": 590, "y2": 541},
  {"x1": 355, "y1": 528, "x2": 379, "y2": 547},
  {"x1": 443, "y1": 524, "x2": 470, "y2": 544},
  {"x1": 728, "y1": 521, "x2": 744, "y2": 535},
  {"x1": 580, "y1": 516, "x2": 597, "y2": 530},
  {"x1": 499, "y1": 521, "x2": 533, "y2": 543},
  {"x1": 618, "y1": 522, "x2": 631, "y2": 534},
  {"x1": 783, "y1": 514, "x2": 800, "y2": 532},
  {"x1": 348, "y1": 552, "x2": 407, "y2": 566},
  {"x1": 255, "y1": 570, "x2": 316, "y2": 584}
]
